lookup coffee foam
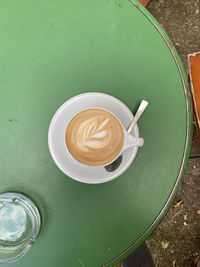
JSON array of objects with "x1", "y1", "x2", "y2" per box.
[
  {"x1": 77, "y1": 117, "x2": 111, "y2": 151},
  {"x1": 65, "y1": 109, "x2": 124, "y2": 166}
]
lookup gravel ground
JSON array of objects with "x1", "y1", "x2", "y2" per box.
[
  {"x1": 147, "y1": 0, "x2": 200, "y2": 69},
  {"x1": 146, "y1": 1, "x2": 200, "y2": 266}
]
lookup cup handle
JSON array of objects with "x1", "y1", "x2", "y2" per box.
[{"x1": 124, "y1": 131, "x2": 144, "y2": 150}]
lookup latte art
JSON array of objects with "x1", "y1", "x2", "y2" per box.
[
  {"x1": 77, "y1": 117, "x2": 111, "y2": 152},
  {"x1": 65, "y1": 109, "x2": 124, "y2": 166}
]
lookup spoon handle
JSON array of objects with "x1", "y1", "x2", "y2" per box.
[{"x1": 127, "y1": 100, "x2": 148, "y2": 134}]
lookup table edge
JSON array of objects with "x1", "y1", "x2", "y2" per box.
[{"x1": 103, "y1": 1, "x2": 193, "y2": 266}]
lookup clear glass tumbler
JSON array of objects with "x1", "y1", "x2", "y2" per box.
[{"x1": 0, "y1": 192, "x2": 41, "y2": 263}]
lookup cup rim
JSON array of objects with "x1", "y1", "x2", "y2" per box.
[{"x1": 64, "y1": 107, "x2": 126, "y2": 167}]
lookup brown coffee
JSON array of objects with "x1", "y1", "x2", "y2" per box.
[{"x1": 65, "y1": 108, "x2": 124, "y2": 166}]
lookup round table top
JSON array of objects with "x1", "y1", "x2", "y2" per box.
[{"x1": 0, "y1": 0, "x2": 192, "y2": 266}]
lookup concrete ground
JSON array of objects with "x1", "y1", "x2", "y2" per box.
[{"x1": 146, "y1": 0, "x2": 200, "y2": 266}]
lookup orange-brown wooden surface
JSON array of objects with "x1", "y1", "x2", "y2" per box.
[
  {"x1": 138, "y1": 0, "x2": 151, "y2": 6},
  {"x1": 189, "y1": 53, "x2": 200, "y2": 137}
]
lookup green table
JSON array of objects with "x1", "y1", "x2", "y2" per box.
[{"x1": 0, "y1": 0, "x2": 192, "y2": 266}]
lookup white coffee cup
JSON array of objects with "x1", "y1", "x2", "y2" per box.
[{"x1": 65, "y1": 107, "x2": 144, "y2": 167}]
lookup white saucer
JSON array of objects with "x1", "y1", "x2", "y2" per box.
[{"x1": 48, "y1": 92, "x2": 140, "y2": 184}]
